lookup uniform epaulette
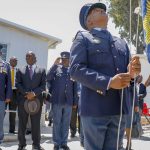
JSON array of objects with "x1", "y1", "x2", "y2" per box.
[
  {"x1": 2, "y1": 61, "x2": 9, "y2": 66},
  {"x1": 72, "y1": 30, "x2": 90, "y2": 42},
  {"x1": 72, "y1": 31, "x2": 80, "y2": 42},
  {"x1": 80, "y1": 30, "x2": 90, "y2": 36}
]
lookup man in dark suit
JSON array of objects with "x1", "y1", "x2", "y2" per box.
[
  {"x1": 0, "y1": 46, "x2": 12, "y2": 150},
  {"x1": 16, "y1": 51, "x2": 46, "y2": 150},
  {"x1": 70, "y1": 2, "x2": 141, "y2": 150},
  {"x1": 7, "y1": 56, "x2": 18, "y2": 134}
]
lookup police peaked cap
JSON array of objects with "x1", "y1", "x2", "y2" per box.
[
  {"x1": 60, "y1": 51, "x2": 70, "y2": 59},
  {"x1": 79, "y1": 3, "x2": 106, "y2": 30}
]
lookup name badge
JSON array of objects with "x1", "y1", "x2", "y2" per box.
[{"x1": 0, "y1": 66, "x2": 7, "y2": 74}]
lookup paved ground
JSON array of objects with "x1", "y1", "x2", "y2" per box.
[
  {"x1": 1, "y1": 131, "x2": 150, "y2": 150},
  {"x1": 1, "y1": 113, "x2": 150, "y2": 150}
]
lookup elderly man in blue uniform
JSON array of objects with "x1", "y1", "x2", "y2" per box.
[
  {"x1": 69, "y1": 3, "x2": 141, "y2": 150},
  {"x1": 47, "y1": 52, "x2": 77, "y2": 150},
  {"x1": 0, "y1": 46, "x2": 12, "y2": 150}
]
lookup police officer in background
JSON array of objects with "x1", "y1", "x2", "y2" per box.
[
  {"x1": 47, "y1": 57, "x2": 62, "y2": 127},
  {"x1": 69, "y1": 2, "x2": 141, "y2": 150},
  {"x1": 0, "y1": 45, "x2": 12, "y2": 150},
  {"x1": 137, "y1": 75, "x2": 147, "y2": 113},
  {"x1": 47, "y1": 52, "x2": 77, "y2": 150}
]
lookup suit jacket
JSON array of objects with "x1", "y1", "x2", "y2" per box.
[
  {"x1": 0, "y1": 61, "x2": 12, "y2": 101},
  {"x1": 16, "y1": 65, "x2": 46, "y2": 105},
  {"x1": 70, "y1": 28, "x2": 131, "y2": 117}
]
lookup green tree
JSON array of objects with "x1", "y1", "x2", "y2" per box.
[{"x1": 109, "y1": 0, "x2": 144, "y2": 54}]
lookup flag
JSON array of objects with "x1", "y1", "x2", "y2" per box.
[{"x1": 141, "y1": 0, "x2": 150, "y2": 63}]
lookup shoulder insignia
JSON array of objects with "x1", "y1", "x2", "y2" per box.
[{"x1": 72, "y1": 31, "x2": 80, "y2": 42}]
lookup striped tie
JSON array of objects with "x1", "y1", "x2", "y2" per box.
[{"x1": 29, "y1": 66, "x2": 33, "y2": 79}]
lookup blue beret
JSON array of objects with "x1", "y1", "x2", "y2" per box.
[
  {"x1": 79, "y1": 3, "x2": 106, "y2": 30},
  {"x1": 60, "y1": 51, "x2": 70, "y2": 59}
]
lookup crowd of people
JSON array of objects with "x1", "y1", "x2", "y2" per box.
[{"x1": 0, "y1": 2, "x2": 150, "y2": 150}]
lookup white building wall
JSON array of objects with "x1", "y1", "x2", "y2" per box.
[
  {"x1": 0, "y1": 25, "x2": 48, "y2": 69},
  {"x1": 0, "y1": 25, "x2": 49, "y2": 126}
]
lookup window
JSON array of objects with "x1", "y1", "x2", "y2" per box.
[{"x1": 0, "y1": 44, "x2": 7, "y2": 61}]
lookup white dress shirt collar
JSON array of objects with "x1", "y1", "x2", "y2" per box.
[{"x1": 28, "y1": 64, "x2": 36, "y2": 71}]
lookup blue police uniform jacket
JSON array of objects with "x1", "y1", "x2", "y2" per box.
[
  {"x1": 70, "y1": 28, "x2": 131, "y2": 117},
  {"x1": 0, "y1": 61, "x2": 12, "y2": 101},
  {"x1": 128, "y1": 81, "x2": 139, "y2": 110},
  {"x1": 138, "y1": 83, "x2": 147, "y2": 109},
  {"x1": 47, "y1": 64, "x2": 78, "y2": 106}
]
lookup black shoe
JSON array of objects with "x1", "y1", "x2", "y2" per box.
[
  {"x1": 70, "y1": 134, "x2": 75, "y2": 138},
  {"x1": 17, "y1": 146, "x2": 26, "y2": 150},
  {"x1": 48, "y1": 120, "x2": 52, "y2": 126},
  {"x1": 61, "y1": 145, "x2": 70, "y2": 150},
  {"x1": 80, "y1": 142, "x2": 84, "y2": 147},
  {"x1": 9, "y1": 130, "x2": 18, "y2": 134},
  {"x1": 32, "y1": 145, "x2": 44, "y2": 150},
  {"x1": 126, "y1": 146, "x2": 133, "y2": 150},
  {"x1": 53, "y1": 145, "x2": 59, "y2": 150},
  {"x1": 26, "y1": 130, "x2": 31, "y2": 135}
]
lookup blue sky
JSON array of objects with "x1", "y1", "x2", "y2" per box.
[{"x1": 0, "y1": 0, "x2": 119, "y2": 67}]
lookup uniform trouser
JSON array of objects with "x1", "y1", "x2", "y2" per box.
[
  {"x1": 18, "y1": 104, "x2": 42, "y2": 147},
  {"x1": 81, "y1": 115, "x2": 126, "y2": 150},
  {"x1": 70, "y1": 107, "x2": 78, "y2": 136},
  {"x1": 0, "y1": 101, "x2": 5, "y2": 144},
  {"x1": 52, "y1": 104, "x2": 72, "y2": 146},
  {"x1": 79, "y1": 117, "x2": 84, "y2": 144}
]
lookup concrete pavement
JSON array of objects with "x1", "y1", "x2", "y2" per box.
[{"x1": 1, "y1": 113, "x2": 150, "y2": 150}]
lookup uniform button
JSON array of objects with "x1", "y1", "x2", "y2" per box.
[
  {"x1": 116, "y1": 68, "x2": 119, "y2": 71},
  {"x1": 97, "y1": 90, "x2": 103, "y2": 95},
  {"x1": 114, "y1": 56, "x2": 117, "y2": 58},
  {"x1": 111, "y1": 44, "x2": 114, "y2": 47},
  {"x1": 96, "y1": 49, "x2": 100, "y2": 52}
]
